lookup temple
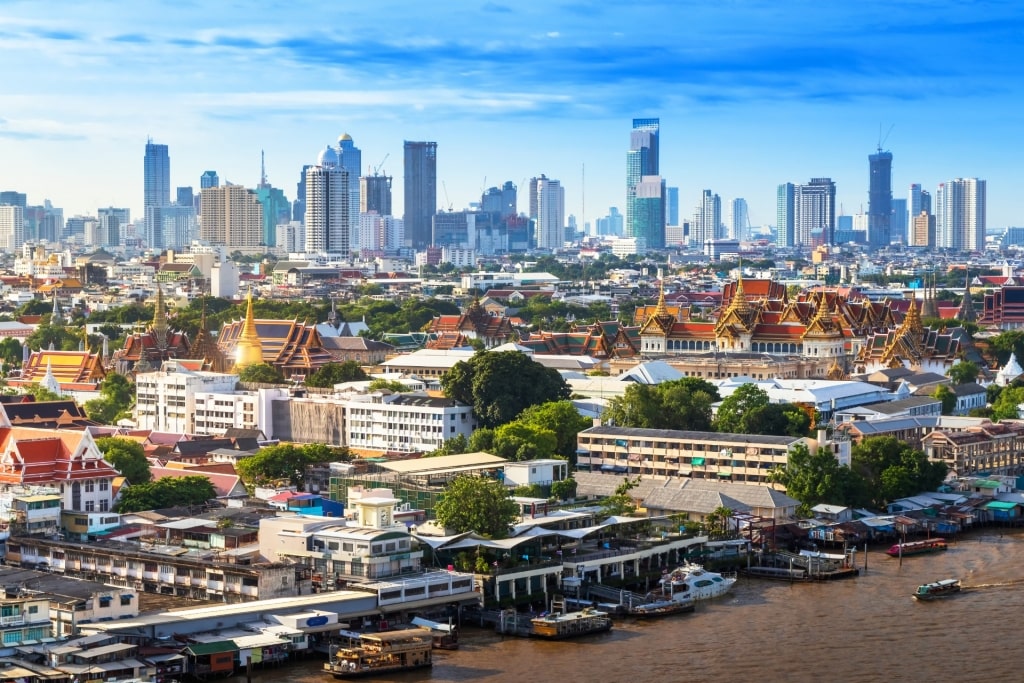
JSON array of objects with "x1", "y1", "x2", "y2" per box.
[
  {"x1": 520, "y1": 321, "x2": 641, "y2": 359},
  {"x1": 425, "y1": 300, "x2": 514, "y2": 349},
  {"x1": 111, "y1": 285, "x2": 191, "y2": 374},
  {"x1": 855, "y1": 300, "x2": 982, "y2": 374},
  {"x1": 217, "y1": 292, "x2": 334, "y2": 378}
]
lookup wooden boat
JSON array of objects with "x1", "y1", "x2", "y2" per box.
[
  {"x1": 529, "y1": 596, "x2": 612, "y2": 639},
  {"x1": 627, "y1": 598, "x2": 695, "y2": 618},
  {"x1": 324, "y1": 629, "x2": 432, "y2": 678},
  {"x1": 886, "y1": 538, "x2": 948, "y2": 557},
  {"x1": 411, "y1": 616, "x2": 459, "y2": 650},
  {"x1": 913, "y1": 578, "x2": 961, "y2": 601}
]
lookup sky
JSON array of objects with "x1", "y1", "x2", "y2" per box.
[{"x1": 2, "y1": 0, "x2": 1024, "y2": 231}]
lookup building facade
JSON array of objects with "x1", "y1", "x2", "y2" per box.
[
  {"x1": 626, "y1": 118, "x2": 659, "y2": 241},
  {"x1": 403, "y1": 141, "x2": 437, "y2": 249},
  {"x1": 936, "y1": 178, "x2": 986, "y2": 252},
  {"x1": 345, "y1": 392, "x2": 476, "y2": 453},
  {"x1": 868, "y1": 149, "x2": 893, "y2": 248},
  {"x1": 532, "y1": 175, "x2": 565, "y2": 251},
  {"x1": 135, "y1": 365, "x2": 240, "y2": 433},
  {"x1": 199, "y1": 185, "x2": 264, "y2": 249}
]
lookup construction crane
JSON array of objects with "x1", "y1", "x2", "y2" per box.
[
  {"x1": 878, "y1": 123, "x2": 894, "y2": 152},
  {"x1": 371, "y1": 153, "x2": 389, "y2": 176},
  {"x1": 442, "y1": 181, "x2": 453, "y2": 212}
]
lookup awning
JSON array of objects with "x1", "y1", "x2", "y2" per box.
[
  {"x1": 717, "y1": 469, "x2": 732, "y2": 477},
  {"x1": 985, "y1": 501, "x2": 1018, "y2": 510},
  {"x1": 184, "y1": 642, "x2": 238, "y2": 656},
  {"x1": 691, "y1": 457, "x2": 705, "y2": 466}
]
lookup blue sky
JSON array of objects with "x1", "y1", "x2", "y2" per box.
[{"x1": 2, "y1": 0, "x2": 1024, "y2": 230}]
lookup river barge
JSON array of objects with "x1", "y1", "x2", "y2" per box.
[{"x1": 324, "y1": 629, "x2": 432, "y2": 678}]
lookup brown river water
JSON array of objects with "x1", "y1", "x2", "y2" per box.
[{"x1": 229, "y1": 531, "x2": 1024, "y2": 683}]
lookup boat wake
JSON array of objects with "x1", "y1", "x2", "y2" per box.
[{"x1": 961, "y1": 578, "x2": 1024, "y2": 590}]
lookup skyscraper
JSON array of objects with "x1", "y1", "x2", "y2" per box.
[
  {"x1": 403, "y1": 141, "x2": 437, "y2": 249},
  {"x1": 98, "y1": 207, "x2": 130, "y2": 248},
  {"x1": 691, "y1": 190, "x2": 721, "y2": 247},
  {"x1": 144, "y1": 140, "x2": 171, "y2": 249},
  {"x1": 199, "y1": 184, "x2": 263, "y2": 249},
  {"x1": 632, "y1": 176, "x2": 666, "y2": 250},
  {"x1": 200, "y1": 171, "x2": 219, "y2": 189},
  {"x1": 336, "y1": 134, "x2": 362, "y2": 250},
  {"x1": 531, "y1": 175, "x2": 564, "y2": 251},
  {"x1": 729, "y1": 198, "x2": 749, "y2": 241},
  {"x1": 0, "y1": 206, "x2": 25, "y2": 252},
  {"x1": 667, "y1": 187, "x2": 679, "y2": 226},
  {"x1": 868, "y1": 148, "x2": 893, "y2": 248},
  {"x1": 891, "y1": 198, "x2": 908, "y2": 245},
  {"x1": 776, "y1": 183, "x2": 795, "y2": 247},
  {"x1": 626, "y1": 118, "x2": 659, "y2": 240},
  {"x1": 936, "y1": 178, "x2": 986, "y2": 252},
  {"x1": 304, "y1": 146, "x2": 350, "y2": 255},
  {"x1": 794, "y1": 178, "x2": 836, "y2": 246},
  {"x1": 361, "y1": 175, "x2": 393, "y2": 216}
]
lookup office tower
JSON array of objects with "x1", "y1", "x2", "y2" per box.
[
  {"x1": 729, "y1": 198, "x2": 749, "y2": 241},
  {"x1": 361, "y1": 175, "x2": 393, "y2": 216},
  {"x1": 255, "y1": 186, "x2": 289, "y2": 247},
  {"x1": 176, "y1": 187, "x2": 194, "y2": 209},
  {"x1": 36, "y1": 202, "x2": 62, "y2": 243},
  {"x1": 691, "y1": 190, "x2": 720, "y2": 247},
  {"x1": 794, "y1": 178, "x2": 837, "y2": 246},
  {"x1": 908, "y1": 183, "x2": 931, "y2": 242},
  {"x1": 0, "y1": 191, "x2": 27, "y2": 208},
  {"x1": 432, "y1": 211, "x2": 472, "y2": 248},
  {"x1": 403, "y1": 141, "x2": 437, "y2": 248},
  {"x1": 98, "y1": 207, "x2": 130, "y2": 248},
  {"x1": 143, "y1": 139, "x2": 171, "y2": 249},
  {"x1": 632, "y1": 176, "x2": 666, "y2": 249},
  {"x1": 891, "y1": 198, "x2": 908, "y2": 245},
  {"x1": 304, "y1": 146, "x2": 350, "y2": 254},
  {"x1": 199, "y1": 184, "x2": 264, "y2": 249},
  {"x1": 626, "y1": 118, "x2": 660, "y2": 240},
  {"x1": 293, "y1": 164, "x2": 312, "y2": 223},
  {"x1": 667, "y1": 187, "x2": 679, "y2": 226},
  {"x1": 481, "y1": 182, "x2": 517, "y2": 218},
  {"x1": 936, "y1": 178, "x2": 986, "y2": 252},
  {"x1": 64, "y1": 216, "x2": 89, "y2": 238},
  {"x1": 336, "y1": 134, "x2": 362, "y2": 250},
  {"x1": 777, "y1": 183, "x2": 795, "y2": 247},
  {"x1": 531, "y1": 175, "x2": 565, "y2": 251},
  {"x1": 911, "y1": 211, "x2": 936, "y2": 248},
  {"x1": 0, "y1": 206, "x2": 25, "y2": 252},
  {"x1": 868, "y1": 148, "x2": 893, "y2": 248},
  {"x1": 595, "y1": 208, "x2": 623, "y2": 237},
  {"x1": 358, "y1": 214, "x2": 403, "y2": 252},
  {"x1": 200, "y1": 171, "x2": 219, "y2": 189},
  {"x1": 153, "y1": 205, "x2": 197, "y2": 249}
]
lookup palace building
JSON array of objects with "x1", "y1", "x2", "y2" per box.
[{"x1": 112, "y1": 286, "x2": 191, "y2": 374}]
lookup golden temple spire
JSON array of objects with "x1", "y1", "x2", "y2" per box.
[
  {"x1": 152, "y1": 284, "x2": 169, "y2": 347},
  {"x1": 234, "y1": 289, "x2": 264, "y2": 369},
  {"x1": 654, "y1": 278, "x2": 669, "y2": 317},
  {"x1": 729, "y1": 260, "x2": 751, "y2": 316}
]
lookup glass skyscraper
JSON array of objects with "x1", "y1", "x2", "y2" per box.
[
  {"x1": 626, "y1": 118, "x2": 661, "y2": 244},
  {"x1": 143, "y1": 140, "x2": 171, "y2": 248},
  {"x1": 403, "y1": 141, "x2": 437, "y2": 249},
  {"x1": 868, "y1": 148, "x2": 893, "y2": 248}
]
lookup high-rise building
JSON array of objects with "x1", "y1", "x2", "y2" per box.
[
  {"x1": 891, "y1": 198, "x2": 908, "y2": 245},
  {"x1": 361, "y1": 175, "x2": 393, "y2": 216},
  {"x1": 256, "y1": 186, "x2": 290, "y2": 247},
  {"x1": 143, "y1": 140, "x2": 171, "y2": 249},
  {"x1": 631, "y1": 176, "x2": 666, "y2": 249},
  {"x1": 481, "y1": 182, "x2": 517, "y2": 217},
  {"x1": 0, "y1": 191, "x2": 27, "y2": 208},
  {"x1": 936, "y1": 178, "x2": 986, "y2": 252},
  {"x1": 176, "y1": 187, "x2": 194, "y2": 209},
  {"x1": 729, "y1": 198, "x2": 749, "y2": 241},
  {"x1": 98, "y1": 207, "x2": 130, "y2": 248},
  {"x1": 358, "y1": 213, "x2": 403, "y2": 252},
  {"x1": 336, "y1": 134, "x2": 362, "y2": 251},
  {"x1": 595, "y1": 208, "x2": 623, "y2": 237},
  {"x1": 34, "y1": 202, "x2": 62, "y2": 243},
  {"x1": 0, "y1": 206, "x2": 25, "y2": 252},
  {"x1": 293, "y1": 164, "x2": 312, "y2": 223},
  {"x1": 304, "y1": 146, "x2": 350, "y2": 255},
  {"x1": 911, "y1": 211, "x2": 935, "y2": 248},
  {"x1": 403, "y1": 141, "x2": 437, "y2": 249},
  {"x1": 794, "y1": 178, "x2": 836, "y2": 246},
  {"x1": 200, "y1": 171, "x2": 219, "y2": 189},
  {"x1": 667, "y1": 187, "x2": 679, "y2": 227},
  {"x1": 626, "y1": 118, "x2": 659, "y2": 240},
  {"x1": 776, "y1": 183, "x2": 795, "y2": 247},
  {"x1": 868, "y1": 148, "x2": 893, "y2": 248},
  {"x1": 531, "y1": 175, "x2": 565, "y2": 251},
  {"x1": 199, "y1": 184, "x2": 264, "y2": 249},
  {"x1": 153, "y1": 205, "x2": 197, "y2": 250},
  {"x1": 691, "y1": 190, "x2": 721, "y2": 247}
]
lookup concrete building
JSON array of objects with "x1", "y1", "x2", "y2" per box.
[
  {"x1": 626, "y1": 118, "x2": 659, "y2": 240},
  {"x1": 345, "y1": 392, "x2": 476, "y2": 453},
  {"x1": 135, "y1": 363, "x2": 240, "y2": 433},
  {"x1": 531, "y1": 175, "x2": 565, "y2": 251},
  {"x1": 0, "y1": 205, "x2": 25, "y2": 252},
  {"x1": 936, "y1": 178, "x2": 986, "y2": 252},
  {"x1": 193, "y1": 387, "x2": 286, "y2": 437},
  {"x1": 199, "y1": 184, "x2": 264, "y2": 250},
  {"x1": 304, "y1": 147, "x2": 350, "y2": 255},
  {"x1": 868, "y1": 148, "x2": 893, "y2": 248},
  {"x1": 403, "y1": 141, "x2": 437, "y2": 249}
]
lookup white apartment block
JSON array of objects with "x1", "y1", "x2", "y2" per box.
[
  {"x1": 135, "y1": 363, "x2": 239, "y2": 433},
  {"x1": 0, "y1": 206, "x2": 25, "y2": 253},
  {"x1": 440, "y1": 247, "x2": 476, "y2": 268},
  {"x1": 345, "y1": 392, "x2": 476, "y2": 453},
  {"x1": 193, "y1": 387, "x2": 287, "y2": 437}
]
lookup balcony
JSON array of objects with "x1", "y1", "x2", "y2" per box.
[{"x1": 0, "y1": 614, "x2": 25, "y2": 626}]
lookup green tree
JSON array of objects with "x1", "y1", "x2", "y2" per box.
[
  {"x1": 236, "y1": 443, "x2": 344, "y2": 489},
  {"x1": 434, "y1": 475, "x2": 518, "y2": 538},
  {"x1": 772, "y1": 443, "x2": 858, "y2": 514},
  {"x1": 705, "y1": 505, "x2": 734, "y2": 534},
  {"x1": 991, "y1": 385, "x2": 1024, "y2": 421},
  {"x1": 367, "y1": 379, "x2": 413, "y2": 393},
  {"x1": 305, "y1": 361, "x2": 368, "y2": 388},
  {"x1": 933, "y1": 385, "x2": 957, "y2": 416},
  {"x1": 740, "y1": 403, "x2": 812, "y2": 437},
  {"x1": 947, "y1": 361, "x2": 980, "y2": 385},
  {"x1": 22, "y1": 384, "x2": 63, "y2": 402},
  {"x1": 469, "y1": 427, "x2": 495, "y2": 453},
  {"x1": 238, "y1": 363, "x2": 285, "y2": 384},
  {"x1": 714, "y1": 383, "x2": 770, "y2": 432},
  {"x1": 426, "y1": 434, "x2": 469, "y2": 457},
  {"x1": 603, "y1": 377, "x2": 720, "y2": 431},
  {"x1": 516, "y1": 400, "x2": 590, "y2": 460},
  {"x1": 115, "y1": 476, "x2": 217, "y2": 513},
  {"x1": 440, "y1": 351, "x2": 570, "y2": 428},
  {"x1": 95, "y1": 437, "x2": 151, "y2": 484},
  {"x1": 600, "y1": 477, "x2": 639, "y2": 517},
  {"x1": 492, "y1": 421, "x2": 557, "y2": 461},
  {"x1": 84, "y1": 373, "x2": 136, "y2": 425},
  {"x1": 551, "y1": 477, "x2": 578, "y2": 501},
  {"x1": 850, "y1": 436, "x2": 948, "y2": 508},
  {"x1": 0, "y1": 338, "x2": 23, "y2": 368}
]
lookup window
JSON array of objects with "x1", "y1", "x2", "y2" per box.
[
  {"x1": 98, "y1": 597, "x2": 112, "y2": 607},
  {"x1": 85, "y1": 481, "x2": 95, "y2": 493},
  {"x1": 85, "y1": 501, "x2": 95, "y2": 512},
  {"x1": 99, "y1": 480, "x2": 109, "y2": 491},
  {"x1": 120, "y1": 595, "x2": 132, "y2": 606},
  {"x1": 28, "y1": 605, "x2": 38, "y2": 614}
]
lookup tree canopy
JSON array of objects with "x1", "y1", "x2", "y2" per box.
[
  {"x1": 84, "y1": 373, "x2": 136, "y2": 425},
  {"x1": 947, "y1": 361, "x2": 980, "y2": 385},
  {"x1": 95, "y1": 437, "x2": 151, "y2": 484},
  {"x1": 772, "y1": 443, "x2": 859, "y2": 516},
  {"x1": 491, "y1": 421, "x2": 557, "y2": 461},
  {"x1": 603, "y1": 377, "x2": 720, "y2": 431},
  {"x1": 115, "y1": 476, "x2": 217, "y2": 513},
  {"x1": 515, "y1": 400, "x2": 591, "y2": 460},
  {"x1": 434, "y1": 475, "x2": 518, "y2": 538},
  {"x1": 440, "y1": 351, "x2": 570, "y2": 428},
  {"x1": 238, "y1": 363, "x2": 284, "y2": 384},
  {"x1": 305, "y1": 361, "x2": 368, "y2": 388},
  {"x1": 990, "y1": 385, "x2": 1024, "y2": 421},
  {"x1": 714, "y1": 383, "x2": 810, "y2": 436},
  {"x1": 235, "y1": 443, "x2": 347, "y2": 490}
]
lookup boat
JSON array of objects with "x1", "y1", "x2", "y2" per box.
[
  {"x1": 324, "y1": 629, "x2": 433, "y2": 678},
  {"x1": 529, "y1": 596, "x2": 613, "y2": 639},
  {"x1": 627, "y1": 598, "x2": 695, "y2": 618},
  {"x1": 659, "y1": 562, "x2": 737, "y2": 602},
  {"x1": 886, "y1": 538, "x2": 948, "y2": 557},
  {"x1": 913, "y1": 578, "x2": 962, "y2": 601},
  {"x1": 411, "y1": 615, "x2": 459, "y2": 649}
]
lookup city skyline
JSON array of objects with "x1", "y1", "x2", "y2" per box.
[{"x1": 2, "y1": 1, "x2": 1024, "y2": 231}]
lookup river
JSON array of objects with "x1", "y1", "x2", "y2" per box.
[{"x1": 230, "y1": 531, "x2": 1024, "y2": 683}]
